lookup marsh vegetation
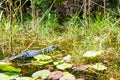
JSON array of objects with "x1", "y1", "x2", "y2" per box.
[{"x1": 0, "y1": 0, "x2": 120, "y2": 80}]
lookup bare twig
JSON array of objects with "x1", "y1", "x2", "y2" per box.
[
  {"x1": 83, "y1": 0, "x2": 87, "y2": 25},
  {"x1": 30, "y1": 0, "x2": 35, "y2": 31},
  {"x1": 23, "y1": 35, "x2": 37, "y2": 52},
  {"x1": 111, "y1": 19, "x2": 120, "y2": 27},
  {"x1": 103, "y1": 0, "x2": 106, "y2": 16},
  {"x1": 88, "y1": 0, "x2": 91, "y2": 27},
  {"x1": 91, "y1": 0, "x2": 116, "y2": 14},
  {"x1": 9, "y1": 0, "x2": 13, "y2": 56},
  {"x1": 20, "y1": 0, "x2": 23, "y2": 26}
]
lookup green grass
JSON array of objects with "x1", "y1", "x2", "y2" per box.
[{"x1": 0, "y1": 13, "x2": 120, "y2": 79}]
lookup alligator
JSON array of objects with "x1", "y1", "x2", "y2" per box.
[{"x1": 1, "y1": 45, "x2": 60, "y2": 62}]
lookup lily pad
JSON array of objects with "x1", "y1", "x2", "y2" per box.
[
  {"x1": 62, "y1": 55, "x2": 71, "y2": 62},
  {"x1": 0, "y1": 65, "x2": 21, "y2": 72},
  {"x1": 83, "y1": 51, "x2": 102, "y2": 58},
  {"x1": 75, "y1": 78, "x2": 85, "y2": 80},
  {"x1": 72, "y1": 65, "x2": 89, "y2": 71},
  {"x1": 53, "y1": 60, "x2": 64, "y2": 65},
  {"x1": 48, "y1": 71, "x2": 63, "y2": 80},
  {"x1": 56, "y1": 63, "x2": 72, "y2": 70},
  {"x1": 34, "y1": 54, "x2": 52, "y2": 61},
  {"x1": 32, "y1": 54, "x2": 53, "y2": 65},
  {"x1": 32, "y1": 70, "x2": 50, "y2": 79},
  {"x1": 4, "y1": 72, "x2": 19, "y2": 79},
  {"x1": 110, "y1": 77, "x2": 116, "y2": 80},
  {"x1": 4, "y1": 72, "x2": 18, "y2": 76},
  {"x1": 16, "y1": 77, "x2": 34, "y2": 80},
  {"x1": 32, "y1": 60, "x2": 53, "y2": 65},
  {"x1": 91, "y1": 63, "x2": 107, "y2": 71},
  {"x1": 0, "y1": 73, "x2": 10, "y2": 80},
  {"x1": 60, "y1": 73, "x2": 75, "y2": 80}
]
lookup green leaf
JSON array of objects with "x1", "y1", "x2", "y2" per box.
[
  {"x1": 32, "y1": 70, "x2": 50, "y2": 79},
  {"x1": 91, "y1": 63, "x2": 107, "y2": 71},
  {"x1": 0, "y1": 73, "x2": 10, "y2": 80},
  {"x1": 34, "y1": 54, "x2": 52, "y2": 61},
  {"x1": 0, "y1": 65, "x2": 21, "y2": 72},
  {"x1": 4, "y1": 72, "x2": 19, "y2": 80},
  {"x1": 0, "y1": 62, "x2": 12, "y2": 65},
  {"x1": 60, "y1": 73, "x2": 75, "y2": 80},
  {"x1": 56, "y1": 63, "x2": 72, "y2": 70},
  {"x1": 4, "y1": 72, "x2": 19, "y2": 76},
  {"x1": 83, "y1": 51, "x2": 102, "y2": 58}
]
